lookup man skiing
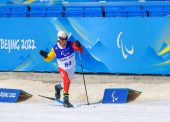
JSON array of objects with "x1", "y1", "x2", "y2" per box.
[{"x1": 40, "y1": 31, "x2": 83, "y2": 108}]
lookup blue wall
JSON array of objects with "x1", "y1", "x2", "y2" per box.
[{"x1": 0, "y1": 17, "x2": 170, "y2": 74}]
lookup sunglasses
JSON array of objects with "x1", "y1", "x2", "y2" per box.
[{"x1": 59, "y1": 37, "x2": 68, "y2": 40}]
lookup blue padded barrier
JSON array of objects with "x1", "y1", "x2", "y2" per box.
[
  {"x1": 126, "y1": 10, "x2": 146, "y2": 17},
  {"x1": 46, "y1": 6, "x2": 63, "y2": 11},
  {"x1": 142, "y1": 4, "x2": 165, "y2": 17},
  {"x1": 64, "y1": 11, "x2": 84, "y2": 17},
  {"x1": 46, "y1": 6, "x2": 63, "y2": 17},
  {"x1": 11, "y1": 6, "x2": 27, "y2": 12},
  {"x1": 0, "y1": 6, "x2": 11, "y2": 12},
  {"x1": 164, "y1": 10, "x2": 170, "y2": 16},
  {"x1": 27, "y1": 6, "x2": 46, "y2": 17},
  {"x1": 29, "y1": 5, "x2": 47, "y2": 10},
  {"x1": 45, "y1": 12, "x2": 63, "y2": 17},
  {"x1": 65, "y1": 6, "x2": 84, "y2": 11},
  {"x1": 46, "y1": 6, "x2": 63, "y2": 12},
  {"x1": 27, "y1": 11, "x2": 46, "y2": 17},
  {"x1": 64, "y1": 6, "x2": 103, "y2": 17},
  {"x1": 105, "y1": 11, "x2": 126, "y2": 17},
  {"x1": 142, "y1": 4, "x2": 165, "y2": 10},
  {"x1": 104, "y1": 5, "x2": 146, "y2": 17},
  {"x1": 0, "y1": 13, "x2": 9, "y2": 17},
  {"x1": 164, "y1": 4, "x2": 170, "y2": 16},
  {"x1": 64, "y1": 6, "x2": 84, "y2": 17},
  {"x1": 104, "y1": 5, "x2": 124, "y2": 11},
  {"x1": 10, "y1": 6, "x2": 27, "y2": 17},
  {"x1": 84, "y1": 6, "x2": 102, "y2": 17},
  {"x1": 165, "y1": 4, "x2": 170, "y2": 10},
  {"x1": 123, "y1": 5, "x2": 145, "y2": 17},
  {"x1": 103, "y1": 6, "x2": 126, "y2": 17},
  {"x1": 1, "y1": 3, "x2": 170, "y2": 17},
  {"x1": 9, "y1": 13, "x2": 27, "y2": 17},
  {"x1": 0, "y1": 6, "x2": 10, "y2": 17},
  {"x1": 123, "y1": 5, "x2": 142, "y2": 10},
  {"x1": 103, "y1": 4, "x2": 169, "y2": 17},
  {"x1": 149, "y1": 10, "x2": 165, "y2": 17}
]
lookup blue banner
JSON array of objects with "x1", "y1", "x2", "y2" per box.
[
  {"x1": 0, "y1": 0, "x2": 140, "y2": 4},
  {"x1": 0, "y1": 17, "x2": 170, "y2": 74}
]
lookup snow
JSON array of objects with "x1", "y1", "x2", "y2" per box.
[
  {"x1": 0, "y1": 73, "x2": 170, "y2": 122},
  {"x1": 1, "y1": 102, "x2": 170, "y2": 122}
]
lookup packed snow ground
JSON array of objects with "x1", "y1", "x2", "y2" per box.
[
  {"x1": 1, "y1": 102, "x2": 170, "y2": 122},
  {"x1": 0, "y1": 72, "x2": 170, "y2": 122}
]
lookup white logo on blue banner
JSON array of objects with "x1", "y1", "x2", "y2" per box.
[
  {"x1": 61, "y1": 51, "x2": 70, "y2": 57},
  {"x1": 117, "y1": 32, "x2": 134, "y2": 59},
  {"x1": 111, "y1": 91, "x2": 118, "y2": 103}
]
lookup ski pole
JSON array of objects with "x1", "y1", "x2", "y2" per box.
[{"x1": 78, "y1": 53, "x2": 90, "y2": 105}]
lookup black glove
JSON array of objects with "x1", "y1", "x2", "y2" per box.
[
  {"x1": 76, "y1": 40, "x2": 81, "y2": 48},
  {"x1": 39, "y1": 50, "x2": 48, "y2": 58}
]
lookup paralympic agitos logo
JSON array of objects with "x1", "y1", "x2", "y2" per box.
[
  {"x1": 117, "y1": 32, "x2": 134, "y2": 59},
  {"x1": 61, "y1": 51, "x2": 70, "y2": 56}
]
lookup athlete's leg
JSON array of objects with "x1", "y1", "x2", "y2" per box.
[
  {"x1": 58, "y1": 67, "x2": 74, "y2": 107},
  {"x1": 58, "y1": 67, "x2": 71, "y2": 93}
]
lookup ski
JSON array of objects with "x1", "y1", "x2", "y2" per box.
[
  {"x1": 38, "y1": 94, "x2": 64, "y2": 105},
  {"x1": 39, "y1": 94, "x2": 101, "y2": 108}
]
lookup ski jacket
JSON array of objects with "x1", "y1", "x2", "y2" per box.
[{"x1": 44, "y1": 41, "x2": 83, "y2": 70}]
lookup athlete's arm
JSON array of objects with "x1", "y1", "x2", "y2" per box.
[
  {"x1": 71, "y1": 41, "x2": 83, "y2": 53},
  {"x1": 44, "y1": 48, "x2": 56, "y2": 62}
]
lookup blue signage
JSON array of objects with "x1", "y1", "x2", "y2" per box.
[
  {"x1": 0, "y1": 88, "x2": 21, "y2": 103},
  {"x1": 102, "y1": 88, "x2": 141, "y2": 103},
  {"x1": 0, "y1": 17, "x2": 170, "y2": 75},
  {"x1": 102, "y1": 88, "x2": 129, "y2": 103}
]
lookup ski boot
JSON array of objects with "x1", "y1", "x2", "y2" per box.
[
  {"x1": 63, "y1": 93, "x2": 73, "y2": 108},
  {"x1": 55, "y1": 84, "x2": 62, "y2": 99}
]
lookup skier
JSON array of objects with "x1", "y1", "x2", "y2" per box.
[{"x1": 39, "y1": 31, "x2": 83, "y2": 108}]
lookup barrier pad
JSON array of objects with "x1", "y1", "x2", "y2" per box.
[
  {"x1": 102, "y1": 88, "x2": 141, "y2": 104},
  {"x1": 0, "y1": 88, "x2": 32, "y2": 103}
]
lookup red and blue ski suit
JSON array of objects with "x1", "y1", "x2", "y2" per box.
[{"x1": 44, "y1": 41, "x2": 83, "y2": 94}]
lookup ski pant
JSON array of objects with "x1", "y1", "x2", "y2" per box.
[{"x1": 58, "y1": 67, "x2": 75, "y2": 93}]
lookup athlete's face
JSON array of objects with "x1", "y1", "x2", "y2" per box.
[{"x1": 58, "y1": 37, "x2": 67, "y2": 48}]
